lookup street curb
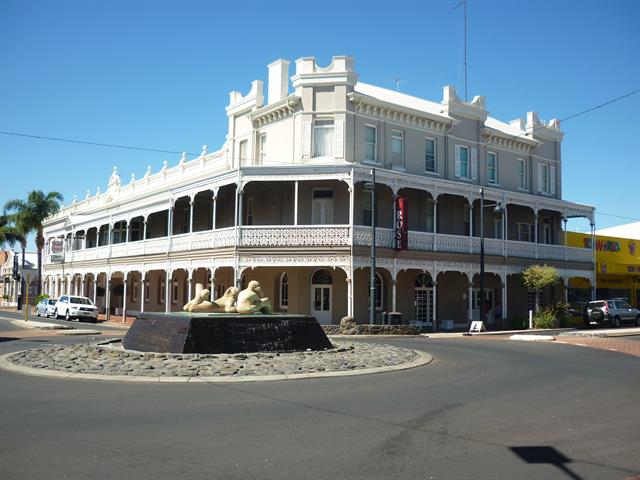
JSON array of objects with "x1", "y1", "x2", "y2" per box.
[
  {"x1": 510, "y1": 334, "x2": 556, "y2": 342},
  {"x1": 0, "y1": 348, "x2": 432, "y2": 384},
  {"x1": 55, "y1": 329, "x2": 102, "y2": 336},
  {"x1": 4, "y1": 318, "x2": 73, "y2": 330}
]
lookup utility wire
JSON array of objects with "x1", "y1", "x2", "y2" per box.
[
  {"x1": 1, "y1": 88, "x2": 638, "y2": 156},
  {"x1": 521, "y1": 88, "x2": 640, "y2": 137},
  {"x1": 0, "y1": 130, "x2": 199, "y2": 157}
]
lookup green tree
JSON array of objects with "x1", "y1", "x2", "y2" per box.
[
  {"x1": 0, "y1": 214, "x2": 25, "y2": 249},
  {"x1": 521, "y1": 264, "x2": 560, "y2": 312},
  {"x1": 4, "y1": 191, "x2": 64, "y2": 296}
]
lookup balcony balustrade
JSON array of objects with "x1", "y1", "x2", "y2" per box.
[{"x1": 46, "y1": 225, "x2": 592, "y2": 265}]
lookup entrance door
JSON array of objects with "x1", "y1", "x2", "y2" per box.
[
  {"x1": 472, "y1": 289, "x2": 494, "y2": 323},
  {"x1": 414, "y1": 273, "x2": 434, "y2": 326},
  {"x1": 414, "y1": 288, "x2": 434, "y2": 325},
  {"x1": 311, "y1": 269, "x2": 333, "y2": 325}
]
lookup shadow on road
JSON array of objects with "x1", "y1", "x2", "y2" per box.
[{"x1": 510, "y1": 446, "x2": 581, "y2": 480}]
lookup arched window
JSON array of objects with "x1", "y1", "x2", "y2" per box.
[
  {"x1": 368, "y1": 272, "x2": 384, "y2": 310},
  {"x1": 279, "y1": 273, "x2": 289, "y2": 310},
  {"x1": 415, "y1": 273, "x2": 433, "y2": 288},
  {"x1": 311, "y1": 269, "x2": 332, "y2": 285}
]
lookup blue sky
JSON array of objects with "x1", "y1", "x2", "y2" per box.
[{"x1": 2, "y1": 0, "x2": 639, "y2": 249}]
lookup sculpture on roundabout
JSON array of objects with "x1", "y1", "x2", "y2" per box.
[{"x1": 183, "y1": 280, "x2": 272, "y2": 315}]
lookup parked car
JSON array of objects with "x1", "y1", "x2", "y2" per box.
[
  {"x1": 53, "y1": 295, "x2": 99, "y2": 322},
  {"x1": 35, "y1": 298, "x2": 57, "y2": 318},
  {"x1": 583, "y1": 299, "x2": 640, "y2": 327}
]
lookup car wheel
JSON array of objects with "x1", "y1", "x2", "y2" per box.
[
  {"x1": 36, "y1": 309, "x2": 41, "y2": 317},
  {"x1": 53, "y1": 308, "x2": 59, "y2": 319},
  {"x1": 636, "y1": 315, "x2": 640, "y2": 327},
  {"x1": 65, "y1": 310, "x2": 71, "y2": 321},
  {"x1": 612, "y1": 316, "x2": 621, "y2": 328}
]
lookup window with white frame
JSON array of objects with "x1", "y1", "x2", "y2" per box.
[
  {"x1": 426, "y1": 200, "x2": 435, "y2": 232},
  {"x1": 517, "y1": 158, "x2": 527, "y2": 190},
  {"x1": 132, "y1": 277, "x2": 138, "y2": 303},
  {"x1": 487, "y1": 152, "x2": 498, "y2": 184},
  {"x1": 279, "y1": 273, "x2": 289, "y2": 310},
  {"x1": 172, "y1": 276, "x2": 179, "y2": 305},
  {"x1": 364, "y1": 125, "x2": 377, "y2": 163},
  {"x1": 313, "y1": 120, "x2": 334, "y2": 157},
  {"x1": 391, "y1": 130, "x2": 404, "y2": 167},
  {"x1": 159, "y1": 277, "x2": 165, "y2": 304},
  {"x1": 257, "y1": 133, "x2": 267, "y2": 164},
  {"x1": 538, "y1": 163, "x2": 555, "y2": 195},
  {"x1": 368, "y1": 273, "x2": 384, "y2": 310},
  {"x1": 464, "y1": 204, "x2": 471, "y2": 236},
  {"x1": 239, "y1": 140, "x2": 248, "y2": 165},
  {"x1": 245, "y1": 197, "x2": 253, "y2": 226},
  {"x1": 362, "y1": 189, "x2": 372, "y2": 226},
  {"x1": 455, "y1": 145, "x2": 470, "y2": 179},
  {"x1": 493, "y1": 218, "x2": 503, "y2": 239},
  {"x1": 425, "y1": 138, "x2": 436, "y2": 172},
  {"x1": 517, "y1": 222, "x2": 535, "y2": 242}
]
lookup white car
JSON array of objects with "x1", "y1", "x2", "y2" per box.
[
  {"x1": 54, "y1": 295, "x2": 99, "y2": 322},
  {"x1": 36, "y1": 298, "x2": 57, "y2": 317}
]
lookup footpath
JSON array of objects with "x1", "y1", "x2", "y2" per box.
[{"x1": 2, "y1": 306, "x2": 640, "y2": 356}]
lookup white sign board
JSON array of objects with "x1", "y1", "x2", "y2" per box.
[
  {"x1": 51, "y1": 239, "x2": 64, "y2": 254},
  {"x1": 469, "y1": 321, "x2": 486, "y2": 334},
  {"x1": 51, "y1": 253, "x2": 65, "y2": 263}
]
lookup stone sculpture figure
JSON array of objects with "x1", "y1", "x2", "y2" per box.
[
  {"x1": 236, "y1": 280, "x2": 272, "y2": 315},
  {"x1": 183, "y1": 283, "x2": 239, "y2": 313}
]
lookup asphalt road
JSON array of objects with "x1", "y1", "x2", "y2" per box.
[{"x1": 0, "y1": 320, "x2": 638, "y2": 480}]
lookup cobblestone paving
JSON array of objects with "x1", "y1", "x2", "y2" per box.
[{"x1": 6, "y1": 341, "x2": 420, "y2": 377}]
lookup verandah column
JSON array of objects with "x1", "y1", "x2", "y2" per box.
[
  {"x1": 105, "y1": 272, "x2": 112, "y2": 322},
  {"x1": 165, "y1": 268, "x2": 171, "y2": 314},
  {"x1": 140, "y1": 271, "x2": 146, "y2": 314},
  {"x1": 122, "y1": 272, "x2": 128, "y2": 323}
]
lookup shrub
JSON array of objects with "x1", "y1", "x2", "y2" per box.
[
  {"x1": 35, "y1": 293, "x2": 49, "y2": 304},
  {"x1": 533, "y1": 308, "x2": 555, "y2": 329}
]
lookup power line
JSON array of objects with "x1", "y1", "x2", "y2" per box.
[
  {"x1": 0, "y1": 130, "x2": 199, "y2": 157},
  {"x1": 521, "y1": 88, "x2": 640, "y2": 137},
  {"x1": 594, "y1": 211, "x2": 640, "y2": 222}
]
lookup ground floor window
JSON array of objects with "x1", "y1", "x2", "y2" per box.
[{"x1": 279, "y1": 273, "x2": 289, "y2": 310}]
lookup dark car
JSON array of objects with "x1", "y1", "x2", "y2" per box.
[{"x1": 583, "y1": 299, "x2": 640, "y2": 328}]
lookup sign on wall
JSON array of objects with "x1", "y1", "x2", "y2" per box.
[
  {"x1": 50, "y1": 239, "x2": 64, "y2": 263},
  {"x1": 394, "y1": 196, "x2": 408, "y2": 251}
]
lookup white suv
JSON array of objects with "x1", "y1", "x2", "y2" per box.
[{"x1": 54, "y1": 295, "x2": 99, "y2": 322}]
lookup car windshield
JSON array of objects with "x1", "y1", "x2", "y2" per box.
[
  {"x1": 48, "y1": 299, "x2": 56, "y2": 305},
  {"x1": 70, "y1": 297, "x2": 93, "y2": 305},
  {"x1": 590, "y1": 301, "x2": 605, "y2": 308}
]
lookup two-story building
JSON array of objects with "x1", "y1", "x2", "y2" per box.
[{"x1": 41, "y1": 56, "x2": 595, "y2": 329}]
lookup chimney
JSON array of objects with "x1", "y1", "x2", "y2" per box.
[{"x1": 267, "y1": 59, "x2": 290, "y2": 104}]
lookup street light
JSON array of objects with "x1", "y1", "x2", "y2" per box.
[
  {"x1": 365, "y1": 169, "x2": 376, "y2": 326},
  {"x1": 479, "y1": 187, "x2": 504, "y2": 326}
]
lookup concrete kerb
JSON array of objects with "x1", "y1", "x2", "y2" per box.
[
  {"x1": 4, "y1": 318, "x2": 73, "y2": 330},
  {"x1": 0, "y1": 348, "x2": 433, "y2": 384}
]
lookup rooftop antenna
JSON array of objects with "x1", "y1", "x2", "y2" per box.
[
  {"x1": 388, "y1": 75, "x2": 405, "y2": 92},
  {"x1": 455, "y1": 0, "x2": 468, "y2": 101}
]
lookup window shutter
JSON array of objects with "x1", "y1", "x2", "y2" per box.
[
  {"x1": 471, "y1": 148, "x2": 478, "y2": 180},
  {"x1": 334, "y1": 120, "x2": 344, "y2": 158},
  {"x1": 537, "y1": 164, "x2": 543, "y2": 193},
  {"x1": 454, "y1": 145, "x2": 461, "y2": 177},
  {"x1": 550, "y1": 165, "x2": 556, "y2": 195},
  {"x1": 302, "y1": 121, "x2": 312, "y2": 157}
]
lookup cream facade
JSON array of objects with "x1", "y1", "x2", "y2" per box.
[{"x1": 42, "y1": 56, "x2": 594, "y2": 329}]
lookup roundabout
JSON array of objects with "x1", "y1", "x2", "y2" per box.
[{"x1": 0, "y1": 339, "x2": 432, "y2": 383}]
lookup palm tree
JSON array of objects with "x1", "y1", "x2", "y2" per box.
[
  {"x1": 0, "y1": 214, "x2": 24, "y2": 248},
  {"x1": 4, "y1": 191, "x2": 63, "y2": 296}
]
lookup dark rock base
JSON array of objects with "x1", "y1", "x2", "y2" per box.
[{"x1": 123, "y1": 313, "x2": 333, "y2": 354}]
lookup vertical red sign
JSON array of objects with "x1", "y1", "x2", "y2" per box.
[{"x1": 395, "y1": 196, "x2": 408, "y2": 251}]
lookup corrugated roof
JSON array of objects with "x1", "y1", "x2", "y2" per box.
[{"x1": 596, "y1": 221, "x2": 640, "y2": 240}]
